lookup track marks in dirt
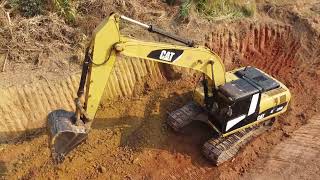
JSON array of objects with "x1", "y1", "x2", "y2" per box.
[
  {"x1": 0, "y1": 75, "x2": 79, "y2": 141},
  {"x1": 243, "y1": 115, "x2": 320, "y2": 179}
]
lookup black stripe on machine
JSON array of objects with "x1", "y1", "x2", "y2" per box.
[
  {"x1": 224, "y1": 102, "x2": 287, "y2": 133},
  {"x1": 256, "y1": 102, "x2": 288, "y2": 121},
  {"x1": 224, "y1": 93, "x2": 262, "y2": 133}
]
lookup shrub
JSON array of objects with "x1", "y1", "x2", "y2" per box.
[
  {"x1": 52, "y1": 0, "x2": 76, "y2": 23},
  {"x1": 9, "y1": 0, "x2": 44, "y2": 17},
  {"x1": 241, "y1": 1, "x2": 256, "y2": 17},
  {"x1": 180, "y1": 0, "x2": 193, "y2": 18},
  {"x1": 8, "y1": 0, "x2": 76, "y2": 22},
  {"x1": 179, "y1": 0, "x2": 256, "y2": 20}
]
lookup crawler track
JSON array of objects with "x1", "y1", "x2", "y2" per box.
[
  {"x1": 167, "y1": 102, "x2": 203, "y2": 131},
  {"x1": 203, "y1": 123, "x2": 271, "y2": 165}
]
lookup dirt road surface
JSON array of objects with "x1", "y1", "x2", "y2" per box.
[{"x1": 242, "y1": 115, "x2": 320, "y2": 180}]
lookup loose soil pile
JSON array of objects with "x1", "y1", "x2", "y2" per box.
[{"x1": 0, "y1": 0, "x2": 320, "y2": 179}]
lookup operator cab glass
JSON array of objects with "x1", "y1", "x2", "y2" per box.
[
  {"x1": 219, "y1": 79, "x2": 259, "y2": 117},
  {"x1": 210, "y1": 79, "x2": 259, "y2": 131}
]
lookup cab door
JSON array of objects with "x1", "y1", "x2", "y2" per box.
[{"x1": 224, "y1": 93, "x2": 261, "y2": 133}]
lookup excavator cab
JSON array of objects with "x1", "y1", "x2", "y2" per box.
[
  {"x1": 212, "y1": 78, "x2": 262, "y2": 133},
  {"x1": 205, "y1": 67, "x2": 283, "y2": 134}
]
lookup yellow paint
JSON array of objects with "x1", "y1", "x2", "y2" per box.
[
  {"x1": 117, "y1": 37, "x2": 225, "y2": 85},
  {"x1": 84, "y1": 15, "x2": 119, "y2": 120}
]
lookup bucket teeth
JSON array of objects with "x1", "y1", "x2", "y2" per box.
[
  {"x1": 47, "y1": 110, "x2": 88, "y2": 163},
  {"x1": 167, "y1": 102, "x2": 203, "y2": 131}
]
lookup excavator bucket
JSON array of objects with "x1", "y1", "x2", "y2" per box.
[{"x1": 47, "y1": 110, "x2": 88, "y2": 163}]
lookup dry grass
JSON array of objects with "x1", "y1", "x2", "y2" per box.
[{"x1": 0, "y1": 10, "x2": 85, "y2": 69}]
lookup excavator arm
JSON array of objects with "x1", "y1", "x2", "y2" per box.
[
  {"x1": 83, "y1": 13, "x2": 225, "y2": 121},
  {"x1": 47, "y1": 13, "x2": 225, "y2": 163}
]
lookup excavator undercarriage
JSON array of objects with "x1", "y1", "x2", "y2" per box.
[
  {"x1": 168, "y1": 103, "x2": 275, "y2": 165},
  {"x1": 47, "y1": 13, "x2": 291, "y2": 165}
]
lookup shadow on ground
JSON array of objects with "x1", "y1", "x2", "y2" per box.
[
  {"x1": 0, "y1": 161, "x2": 7, "y2": 179},
  {"x1": 92, "y1": 90, "x2": 218, "y2": 168}
]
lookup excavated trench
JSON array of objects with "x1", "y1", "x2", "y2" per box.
[{"x1": 0, "y1": 17, "x2": 319, "y2": 179}]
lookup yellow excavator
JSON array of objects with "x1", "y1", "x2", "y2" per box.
[{"x1": 47, "y1": 13, "x2": 291, "y2": 165}]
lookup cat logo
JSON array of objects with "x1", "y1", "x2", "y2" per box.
[
  {"x1": 159, "y1": 50, "x2": 175, "y2": 62},
  {"x1": 147, "y1": 49, "x2": 184, "y2": 62},
  {"x1": 257, "y1": 113, "x2": 265, "y2": 120}
]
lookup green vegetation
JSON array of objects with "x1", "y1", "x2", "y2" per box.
[
  {"x1": 179, "y1": 0, "x2": 256, "y2": 20},
  {"x1": 52, "y1": 0, "x2": 76, "y2": 23},
  {"x1": 8, "y1": 0, "x2": 75, "y2": 22},
  {"x1": 9, "y1": 0, "x2": 44, "y2": 17},
  {"x1": 180, "y1": 0, "x2": 193, "y2": 18}
]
